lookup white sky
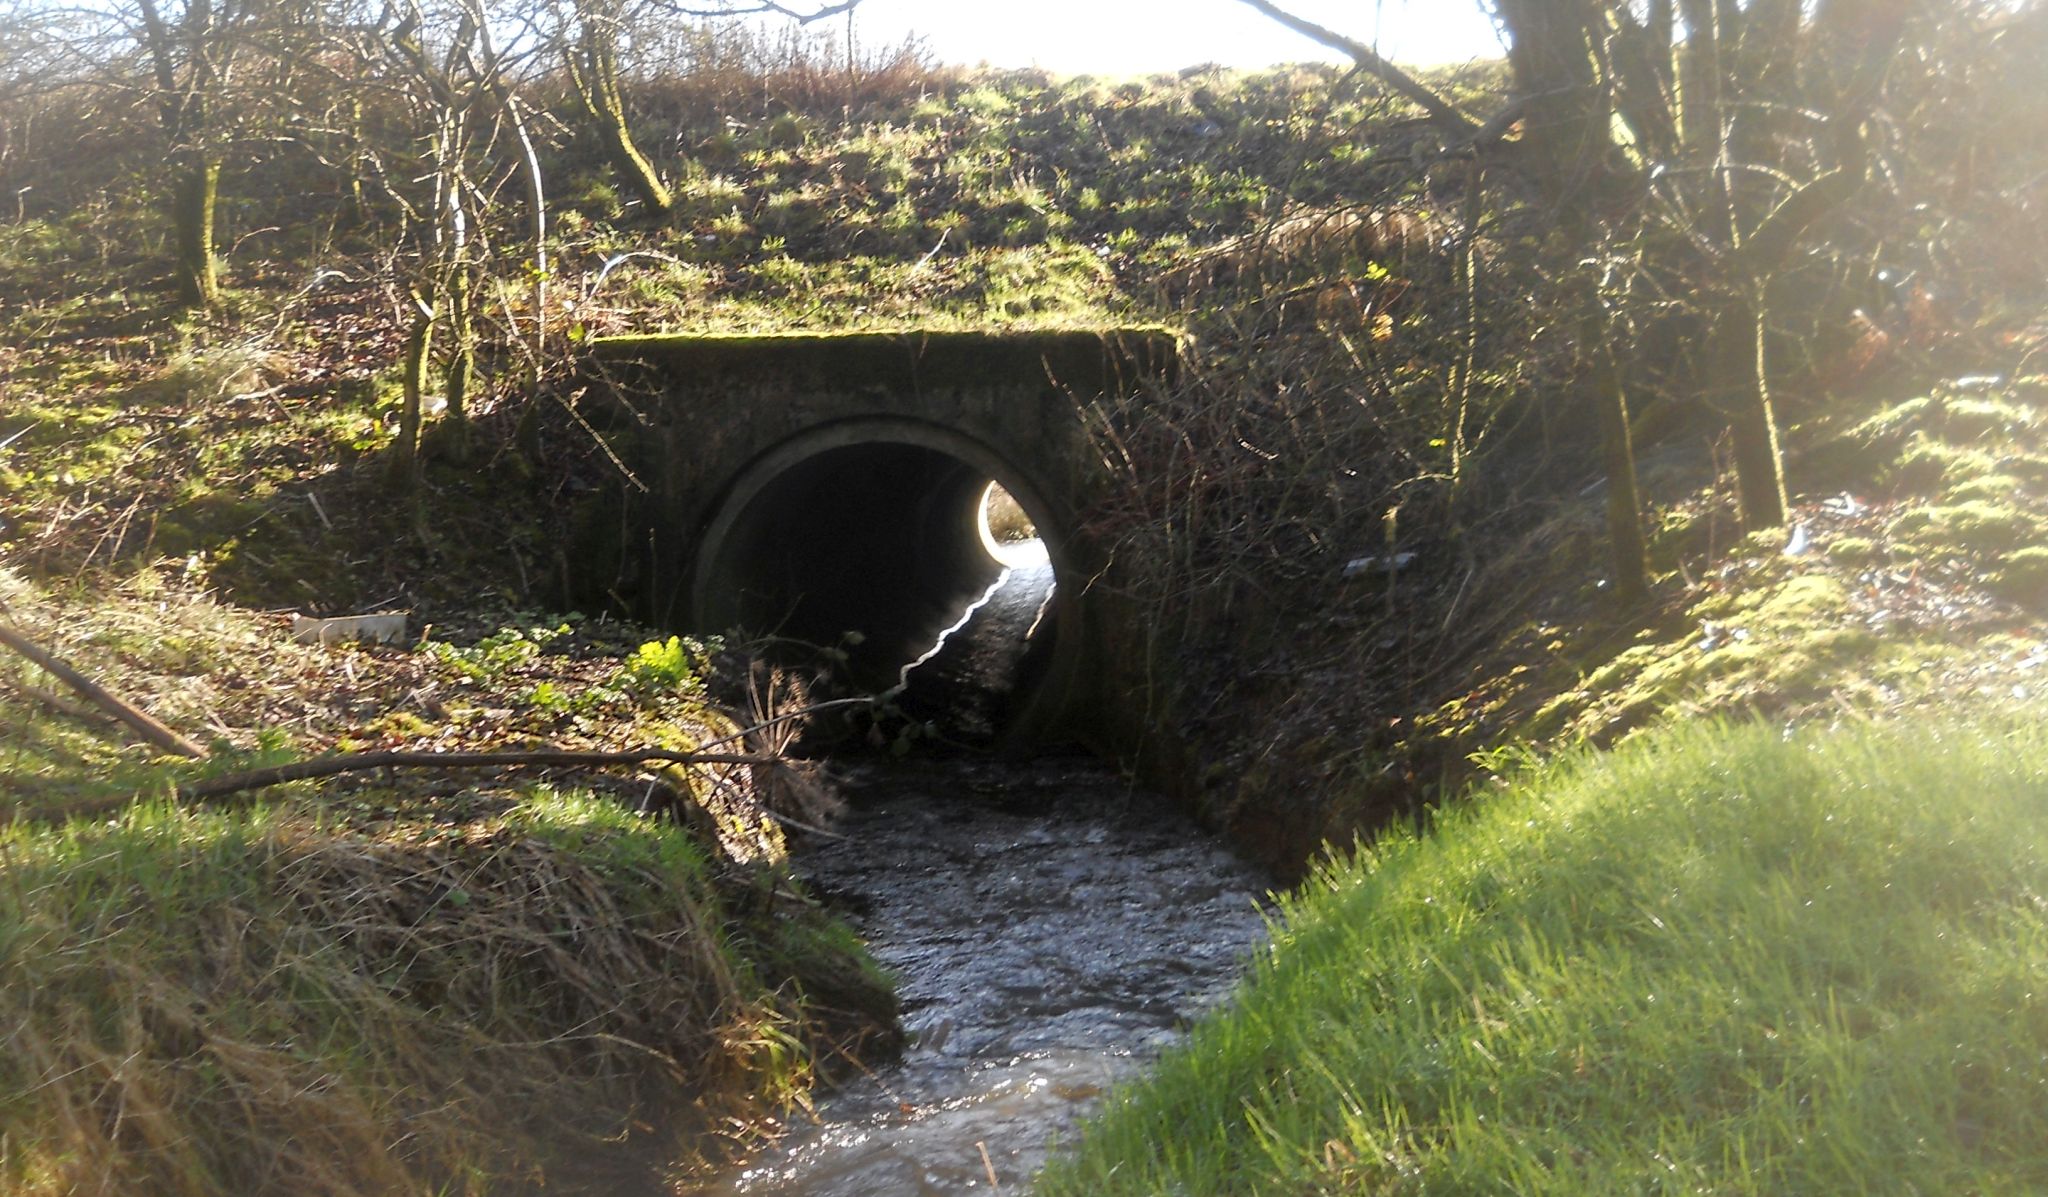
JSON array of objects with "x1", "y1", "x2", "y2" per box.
[{"x1": 809, "y1": 0, "x2": 1507, "y2": 76}]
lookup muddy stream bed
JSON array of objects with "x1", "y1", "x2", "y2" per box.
[{"x1": 686, "y1": 755, "x2": 1272, "y2": 1195}]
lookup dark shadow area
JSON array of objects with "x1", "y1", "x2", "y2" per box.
[{"x1": 693, "y1": 442, "x2": 1062, "y2": 747}]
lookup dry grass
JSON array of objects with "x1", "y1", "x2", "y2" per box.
[
  {"x1": 0, "y1": 566, "x2": 899, "y2": 1193},
  {"x1": 0, "y1": 795, "x2": 815, "y2": 1195}
]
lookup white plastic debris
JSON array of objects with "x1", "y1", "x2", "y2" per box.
[
  {"x1": 1343, "y1": 552, "x2": 1417, "y2": 579},
  {"x1": 291, "y1": 612, "x2": 408, "y2": 646}
]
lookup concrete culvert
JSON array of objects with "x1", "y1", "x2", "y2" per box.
[
  {"x1": 691, "y1": 425, "x2": 1066, "y2": 746},
  {"x1": 583, "y1": 328, "x2": 1180, "y2": 756}
]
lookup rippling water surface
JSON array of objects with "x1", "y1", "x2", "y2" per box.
[{"x1": 684, "y1": 755, "x2": 1271, "y2": 1196}]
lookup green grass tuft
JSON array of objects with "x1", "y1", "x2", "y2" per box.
[
  {"x1": 0, "y1": 789, "x2": 884, "y2": 1195},
  {"x1": 1040, "y1": 713, "x2": 2048, "y2": 1195}
]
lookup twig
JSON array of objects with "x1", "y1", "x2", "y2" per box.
[
  {"x1": 909, "y1": 227, "x2": 950, "y2": 275},
  {"x1": 0, "y1": 620, "x2": 208, "y2": 759},
  {"x1": 1, "y1": 674, "x2": 103, "y2": 725},
  {"x1": 759, "y1": 806, "x2": 849, "y2": 840},
  {"x1": 694, "y1": 695, "x2": 877, "y2": 752}
]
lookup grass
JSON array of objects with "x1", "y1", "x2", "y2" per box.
[
  {"x1": 0, "y1": 789, "x2": 871, "y2": 1195},
  {"x1": 1039, "y1": 712, "x2": 2048, "y2": 1195},
  {"x1": 0, "y1": 567, "x2": 899, "y2": 1193}
]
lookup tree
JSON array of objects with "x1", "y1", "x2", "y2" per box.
[
  {"x1": 0, "y1": 2, "x2": 70, "y2": 214},
  {"x1": 1237, "y1": 0, "x2": 1654, "y2": 602},
  {"x1": 1676, "y1": 0, "x2": 1909, "y2": 527},
  {"x1": 361, "y1": 0, "x2": 543, "y2": 475},
  {"x1": 1237, "y1": 0, "x2": 1910, "y2": 582},
  {"x1": 555, "y1": 0, "x2": 674, "y2": 216},
  {"x1": 550, "y1": 0, "x2": 865, "y2": 220},
  {"x1": 117, "y1": 0, "x2": 314, "y2": 307},
  {"x1": 37, "y1": 0, "x2": 330, "y2": 308}
]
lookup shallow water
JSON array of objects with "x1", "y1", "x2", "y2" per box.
[
  {"x1": 683, "y1": 755, "x2": 1271, "y2": 1196},
  {"x1": 894, "y1": 550, "x2": 1056, "y2": 745}
]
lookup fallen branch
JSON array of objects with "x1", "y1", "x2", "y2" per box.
[
  {"x1": 0, "y1": 620, "x2": 208, "y2": 759},
  {"x1": 175, "y1": 747, "x2": 779, "y2": 802}
]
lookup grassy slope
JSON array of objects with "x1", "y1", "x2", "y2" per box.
[
  {"x1": 1040, "y1": 713, "x2": 2048, "y2": 1195},
  {"x1": 0, "y1": 568, "x2": 896, "y2": 1194},
  {"x1": 1037, "y1": 380, "x2": 2048, "y2": 1194},
  {"x1": 2, "y1": 794, "x2": 794, "y2": 1194}
]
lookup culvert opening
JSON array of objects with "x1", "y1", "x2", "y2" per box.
[
  {"x1": 692, "y1": 438, "x2": 1066, "y2": 747},
  {"x1": 979, "y1": 481, "x2": 1048, "y2": 569}
]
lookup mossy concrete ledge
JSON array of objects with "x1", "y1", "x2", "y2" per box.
[
  {"x1": 587, "y1": 327, "x2": 1181, "y2": 396},
  {"x1": 572, "y1": 327, "x2": 1181, "y2": 756}
]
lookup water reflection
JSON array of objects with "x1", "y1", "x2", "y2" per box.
[{"x1": 893, "y1": 543, "x2": 1056, "y2": 744}]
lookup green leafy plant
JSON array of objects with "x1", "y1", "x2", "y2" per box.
[
  {"x1": 425, "y1": 625, "x2": 566, "y2": 684},
  {"x1": 619, "y1": 634, "x2": 714, "y2": 693}
]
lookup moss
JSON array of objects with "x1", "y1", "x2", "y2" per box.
[
  {"x1": 1826, "y1": 535, "x2": 1879, "y2": 565},
  {"x1": 1944, "y1": 473, "x2": 2024, "y2": 505},
  {"x1": 1887, "y1": 438, "x2": 1973, "y2": 493},
  {"x1": 1990, "y1": 546, "x2": 2048, "y2": 612},
  {"x1": 1529, "y1": 572, "x2": 1891, "y2": 745},
  {"x1": 1937, "y1": 396, "x2": 2039, "y2": 441},
  {"x1": 1892, "y1": 500, "x2": 2044, "y2": 555},
  {"x1": 588, "y1": 326, "x2": 1181, "y2": 397}
]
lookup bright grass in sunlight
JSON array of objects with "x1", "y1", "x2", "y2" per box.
[{"x1": 1038, "y1": 713, "x2": 2048, "y2": 1195}]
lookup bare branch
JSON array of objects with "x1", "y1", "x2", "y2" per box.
[
  {"x1": 1233, "y1": 0, "x2": 1482, "y2": 139},
  {"x1": 0, "y1": 620, "x2": 208, "y2": 759},
  {"x1": 649, "y1": 0, "x2": 864, "y2": 23}
]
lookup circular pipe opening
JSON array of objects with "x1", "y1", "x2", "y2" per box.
[
  {"x1": 690, "y1": 422, "x2": 1076, "y2": 746},
  {"x1": 978, "y1": 481, "x2": 1049, "y2": 569}
]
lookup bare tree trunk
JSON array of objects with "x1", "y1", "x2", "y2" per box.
[
  {"x1": 1593, "y1": 334, "x2": 1651, "y2": 603},
  {"x1": 566, "y1": 13, "x2": 672, "y2": 219},
  {"x1": 1490, "y1": 0, "x2": 1654, "y2": 599},
  {"x1": 591, "y1": 71, "x2": 670, "y2": 217},
  {"x1": 1718, "y1": 122, "x2": 1872, "y2": 530},
  {"x1": 391, "y1": 300, "x2": 432, "y2": 490},
  {"x1": 1707, "y1": 297, "x2": 1788, "y2": 528},
  {"x1": 1677, "y1": 0, "x2": 1723, "y2": 161},
  {"x1": 443, "y1": 259, "x2": 474, "y2": 462},
  {"x1": 170, "y1": 147, "x2": 219, "y2": 308}
]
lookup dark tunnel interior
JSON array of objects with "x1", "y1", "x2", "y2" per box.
[{"x1": 693, "y1": 442, "x2": 1057, "y2": 715}]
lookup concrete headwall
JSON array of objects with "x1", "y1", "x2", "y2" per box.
[{"x1": 572, "y1": 328, "x2": 1178, "y2": 752}]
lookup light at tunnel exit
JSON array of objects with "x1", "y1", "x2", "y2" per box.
[{"x1": 979, "y1": 481, "x2": 1050, "y2": 568}]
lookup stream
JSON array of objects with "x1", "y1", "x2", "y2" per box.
[
  {"x1": 684, "y1": 546, "x2": 1273, "y2": 1195},
  {"x1": 688, "y1": 545, "x2": 1261, "y2": 1188},
  {"x1": 686, "y1": 756, "x2": 1272, "y2": 1196}
]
